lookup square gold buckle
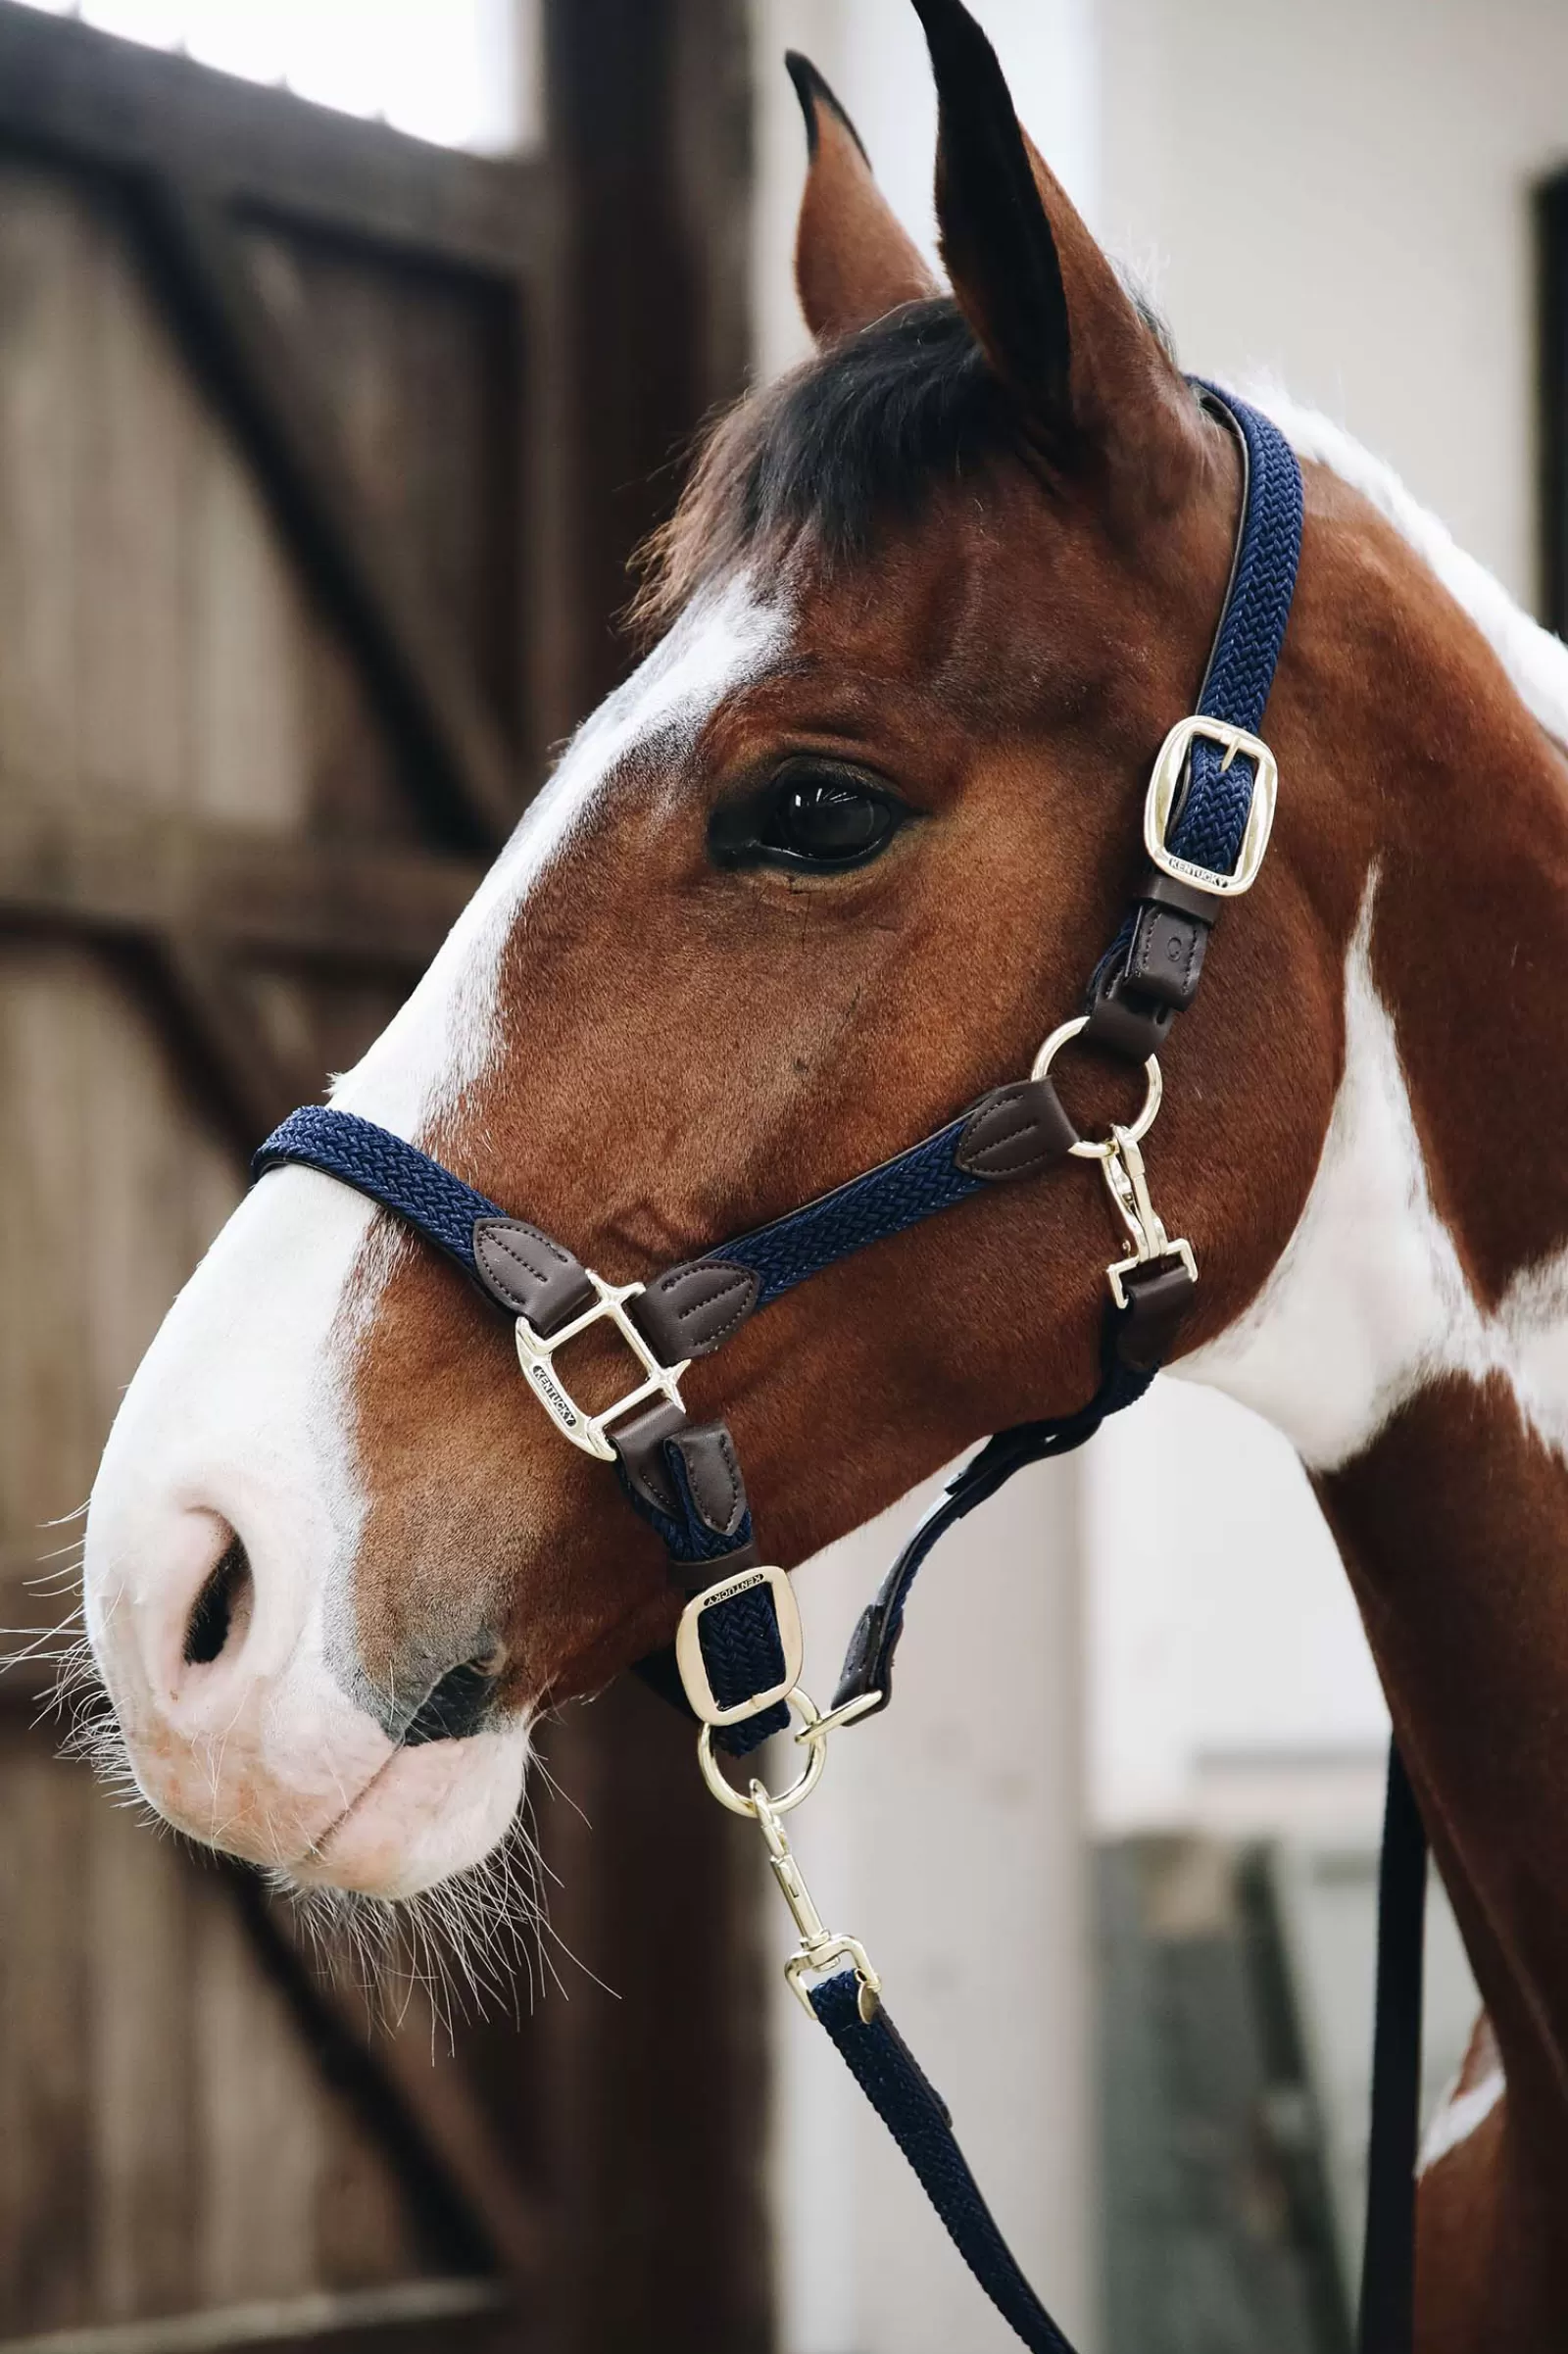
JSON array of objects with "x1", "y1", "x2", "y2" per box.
[
  {"x1": 675, "y1": 1563, "x2": 804, "y2": 1728},
  {"x1": 1144, "y1": 715, "x2": 1278, "y2": 897},
  {"x1": 514, "y1": 1273, "x2": 689, "y2": 1461}
]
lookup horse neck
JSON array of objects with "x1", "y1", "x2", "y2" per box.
[{"x1": 1195, "y1": 504, "x2": 1568, "y2": 2133}]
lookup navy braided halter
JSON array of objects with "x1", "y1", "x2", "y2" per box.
[{"x1": 255, "y1": 388, "x2": 1421, "y2": 2354}]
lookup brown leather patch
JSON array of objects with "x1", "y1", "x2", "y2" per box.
[
  {"x1": 1114, "y1": 1254, "x2": 1199, "y2": 1372},
  {"x1": 1126, "y1": 903, "x2": 1208, "y2": 1008},
  {"x1": 954, "y1": 1079, "x2": 1078, "y2": 1180},
  {"x1": 612, "y1": 1396, "x2": 689, "y2": 1518},
  {"x1": 471, "y1": 1217, "x2": 597, "y2": 1333},
  {"x1": 669, "y1": 1424, "x2": 749, "y2": 1539},
  {"x1": 631, "y1": 1260, "x2": 761, "y2": 1363}
]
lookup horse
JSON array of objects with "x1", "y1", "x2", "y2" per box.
[{"x1": 79, "y1": 1, "x2": 1568, "y2": 2343}]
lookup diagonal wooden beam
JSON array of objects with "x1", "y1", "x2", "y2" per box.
[
  {"x1": 125, "y1": 177, "x2": 522, "y2": 853},
  {"x1": 220, "y1": 1862, "x2": 550, "y2": 2290},
  {"x1": 148, "y1": 936, "x2": 324, "y2": 1151},
  {"x1": 0, "y1": 0, "x2": 552, "y2": 278}
]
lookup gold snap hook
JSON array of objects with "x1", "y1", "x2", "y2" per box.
[
  {"x1": 1100, "y1": 1121, "x2": 1198, "y2": 1308},
  {"x1": 751, "y1": 1782, "x2": 883, "y2": 2024}
]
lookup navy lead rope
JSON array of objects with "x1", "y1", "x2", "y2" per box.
[{"x1": 254, "y1": 393, "x2": 1415, "y2": 2354}]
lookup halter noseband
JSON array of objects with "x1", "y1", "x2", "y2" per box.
[{"x1": 254, "y1": 386, "x2": 1360, "y2": 2354}]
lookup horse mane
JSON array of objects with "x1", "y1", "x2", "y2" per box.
[
  {"x1": 1256, "y1": 386, "x2": 1568, "y2": 754},
  {"x1": 635, "y1": 293, "x2": 1568, "y2": 760}
]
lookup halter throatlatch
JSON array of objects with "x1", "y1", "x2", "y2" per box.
[{"x1": 256, "y1": 386, "x2": 1327, "y2": 2354}]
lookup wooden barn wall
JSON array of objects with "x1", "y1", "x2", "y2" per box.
[{"x1": 0, "y1": 4, "x2": 761, "y2": 2349}]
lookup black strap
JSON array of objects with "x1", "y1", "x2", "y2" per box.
[
  {"x1": 809, "y1": 1973, "x2": 1077, "y2": 2354},
  {"x1": 1358, "y1": 1740, "x2": 1427, "y2": 2354},
  {"x1": 832, "y1": 1288, "x2": 1170, "y2": 1719}
]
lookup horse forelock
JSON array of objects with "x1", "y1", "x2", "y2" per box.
[{"x1": 637, "y1": 299, "x2": 1013, "y2": 636}]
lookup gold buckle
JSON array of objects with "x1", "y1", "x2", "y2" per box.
[
  {"x1": 514, "y1": 1272, "x2": 689, "y2": 1462},
  {"x1": 676, "y1": 1563, "x2": 804, "y2": 1728},
  {"x1": 1144, "y1": 715, "x2": 1278, "y2": 897}
]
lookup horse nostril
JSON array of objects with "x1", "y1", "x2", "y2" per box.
[
  {"x1": 404, "y1": 1644, "x2": 509, "y2": 1747},
  {"x1": 183, "y1": 1533, "x2": 253, "y2": 1666}
]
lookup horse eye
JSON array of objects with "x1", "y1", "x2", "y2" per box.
[{"x1": 760, "y1": 770, "x2": 901, "y2": 868}]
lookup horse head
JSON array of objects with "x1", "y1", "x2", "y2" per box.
[{"x1": 83, "y1": 0, "x2": 1368, "y2": 1897}]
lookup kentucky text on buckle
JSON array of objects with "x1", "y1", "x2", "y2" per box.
[
  {"x1": 1144, "y1": 714, "x2": 1278, "y2": 897},
  {"x1": 675, "y1": 1563, "x2": 805, "y2": 1727},
  {"x1": 513, "y1": 1271, "x2": 690, "y2": 1461}
]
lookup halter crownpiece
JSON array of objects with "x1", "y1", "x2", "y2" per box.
[{"x1": 256, "y1": 385, "x2": 1308, "y2": 2352}]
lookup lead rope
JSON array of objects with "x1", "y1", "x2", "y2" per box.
[
  {"x1": 255, "y1": 387, "x2": 1421, "y2": 2350},
  {"x1": 1359, "y1": 1742, "x2": 1427, "y2": 2354}
]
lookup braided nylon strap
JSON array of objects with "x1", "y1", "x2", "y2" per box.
[
  {"x1": 719, "y1": 1117, "x2": 983, "y2": 1308},
  {"x1": 809, "y1": 1974, "x2": 1076, "y2": 2353},
  {"x1": 254, "y1": 1106, "x2": 501, "y2": 1268},
  {"x1": 616, "y1": 1447, "x2": 785, "y2": 1757},
  {"x1": 698, "y1": 1584, "x2": 790, "y2": 1757},
  {"x1": 1167, "y1": 385, "x2": 1302, "y2": 876}
]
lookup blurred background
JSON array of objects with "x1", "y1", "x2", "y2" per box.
[{"x1": 0, "y1": 2, "x2": 1564, "y2": 2350}]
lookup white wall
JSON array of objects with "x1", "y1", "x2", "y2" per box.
[{"x1": 1099, "y1": 0, "x2": 1568, "y2": 605}]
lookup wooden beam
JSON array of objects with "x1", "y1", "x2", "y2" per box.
[
  {"x1": 546, "y1": 0, "x2": 752, "y2": 718},
  {"x1": 0, "y1": 2278, "x2": 509, "y2": 2354},
  {"x1": 220, "y1": 1866, "x2": 550, "y2": 2290},
  {"x1": 0, "y1": 787, "x2": 483, "y2": 974},
  {"x1": 126, "y1": 181, "x2": 522, "y2": 851},
  {"x1": 148, "y1": 937, "x2": 326, "y2": 1151},
  {"x1": 532, "y1": 12, "x2": 770, "y2": 2350},
  {"x1": 0, "y1": 0, "x2": 553, "y2": 281}
]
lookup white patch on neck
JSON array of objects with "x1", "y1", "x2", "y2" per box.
[
  {"x1": 1418, "y1": 2063, "x2": 1505, "y2": 2176},
  {"x1": 333, "y1": 571, "x2": 791, "y2": 1143},
  {"x1": 1255, "y1": 387, "x2": 1568, "y2": 757},
  {"x1": 1178, "y1": 878, "x2": 1568, "y2": 1472}
]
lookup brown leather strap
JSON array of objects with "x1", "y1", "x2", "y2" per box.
[
  {"x1": 954, "y1": 1076, "x2": 1078, "y2": 1177},
  {"x1": 613, "y1": 1399, "x2": 760, "y2": 1593},
  {"x1": 1114, "y1": 1252, "x2": 1200, "y2": 1372},
  {"x1": 630, "y1": 1260, "x2": 761, "y2": 1365},
  {"x1": 471, "y1": 1216, "x2": 598, "y2": 1333},
  {"x1": 1081, "y1": 979, "x2": 1174, "y2": 1061},
  {"x1": 1084, "y1": 868, "x2": 1218, "y2": 1057}
]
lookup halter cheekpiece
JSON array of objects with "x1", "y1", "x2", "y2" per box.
[{"x1": 255, "y1": 389, "x2": 1421, "y2": 2354}]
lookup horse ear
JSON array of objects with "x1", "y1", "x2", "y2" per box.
[
  {"x1": 910, "y1": 0, "x2": 1191, "y2": 466},
  {"x1": 787, "y1": 52, "x2": 939, "y2": 346}
]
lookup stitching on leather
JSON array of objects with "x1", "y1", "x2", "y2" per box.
[
  {"x1": 956, "y1": 1090, "x2": 1071, "y2": 1179},
  {"x1": 653, "y1": 1264, "x2": 759, "y2": 1344},
  {"x1": 475, "y1": 1223, "x2": 575, "y2": 1309},
  {"x1": 968, "y1": 1138, "x2": 1063, "y2": 1178},
  {"x1": 679, "y1": 1428, "x2": 743, "y2": 1533},
  {"x1": 1130, "y1": 911, "x2": 1199, "y2": 997}
]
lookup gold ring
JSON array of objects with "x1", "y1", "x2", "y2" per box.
[
  {"x1": 1030, "y1": 1013, "x2": 1162, "y2": 1160},
  {"x1": 698, "y1": 1688, "x2": 827, "y2": 1820}
]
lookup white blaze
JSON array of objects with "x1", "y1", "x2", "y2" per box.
[{"x1": 84, "y1": 574, "x2": 790, "y2": 1893}]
